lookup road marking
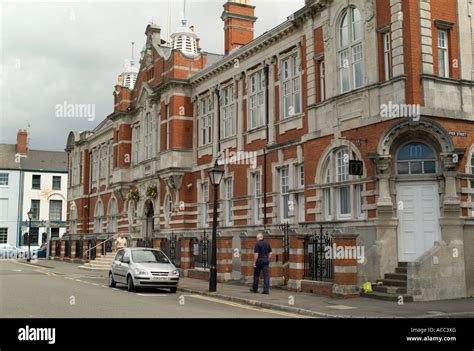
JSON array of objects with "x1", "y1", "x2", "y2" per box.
[
  {"x1": 327, "y1": 305, "x2": 357, "y2": 310},
  {"x1": 13, "y1": 269, "x2": 22, "y2": 272},
  {"x1": 188, "y1": 295, "x2": 310, "y2": 318},
  {"x1": 92, "y1": 283, "x2": 99, "y2": 286},
  {"x1": 75, "y1": 279, "x2": 82, "y2": 282},
  {"x1": 137, "y1": 293, "x2": 168, "y2": 297}
]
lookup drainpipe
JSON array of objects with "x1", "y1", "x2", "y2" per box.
[
  {"x1": 17, "y1": 170, "x2": 24, "y2": 246},
  {"x1": 263, "y1": 63, "x2": 270, "y2": 229}
]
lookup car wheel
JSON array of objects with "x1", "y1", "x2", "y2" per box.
[
  {"x1": 127, "y1": 275, "x2": 135, "y2": 292},
  {"x1": 170, "y1": 287, "x2": 177, "y2": 293},
  {"x1": 108, "y1": 272, "x2": 116, "y2": 287}
]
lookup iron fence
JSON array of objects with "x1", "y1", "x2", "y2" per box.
[
  {"x1": 160, "y1": 232, "x2": 181, "y2": 267},
  {"x1": 303, "y1": 225, "x2": 334, "y2": 281},
  {"x1": 193, "y1": 231, "x2": 211, "y2": 269}
]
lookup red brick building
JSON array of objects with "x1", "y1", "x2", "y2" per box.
[{"x1": 65, "y1": 0, "x2": 474, "y2": 301}]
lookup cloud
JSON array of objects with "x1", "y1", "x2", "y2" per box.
[{"x1": 0, "y1": 0, "x2": 304, "y2": 151}]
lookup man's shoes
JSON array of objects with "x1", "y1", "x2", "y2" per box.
[
  {"x1": 249, "y1": 289, "x2": 258, "y2": 293},
  {"x1": 262, "y1": 291, "x2": 269, "y2": 295}
]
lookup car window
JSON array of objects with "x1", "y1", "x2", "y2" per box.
[
  {"x1": 131, "y1": 250, "x2": 170, "y2": 264},
  {"x1": 122, "y1": 251, "x2": 130, "y2": 263},
  {"x1": 115, "y1": 250, "x2": 124, "y2": 262}
]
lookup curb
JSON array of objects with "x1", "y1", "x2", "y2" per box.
[{"x1": 177, "y1": 286, "x2": 337, "y2": 318}]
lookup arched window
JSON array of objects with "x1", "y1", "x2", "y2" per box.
[
  {"x1": 321, "y1": 147, "x2": 364, "y2": 220},
  {"x1": 70, "y1": 203, "x2": 77, "y2": 234},
  {"x1": 338, "y1": 7, "x2": 363, "y2": 93},
  {"x1": 108, "y1": 198, "x2": 118, "y2": 233},
  {"x1": 94, "y1": 201, "x2": 104, "y2": 234},
  {"x1": 396, "y1": 143, "x2": 437, "y2": 175}
]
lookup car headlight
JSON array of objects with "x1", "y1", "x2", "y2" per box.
[
  {"x1": 134, "y1": 269, "x2": 148, "y2": 276},
  {"x1": 171, "y1": 270, "x2": 179, "y2": 276}
]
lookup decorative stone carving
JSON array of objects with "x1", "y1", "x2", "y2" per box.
[
  {"x1": 323, "y1": 22, "x2": 331, "y2": 49},
  {"x1": 365, "y1": 0, "x2": 375, "y2": 33}
]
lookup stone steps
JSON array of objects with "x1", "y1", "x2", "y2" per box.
[
  {"x1": 362, "y1": 262, "x2": 413, "y2": 302},
  {"x1": 78, "y1": 252, "x2": 116, "y2": 271}
]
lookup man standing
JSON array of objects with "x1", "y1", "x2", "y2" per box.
[
  {"x1": 250, "y1": 233, "x2": 272, "y2": 294},
  {"x1": 115, "y1": 233, "x2": 127, "y2": 251}
]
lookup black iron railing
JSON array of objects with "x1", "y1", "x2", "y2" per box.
[
  {"x1": 160, "y1": 232, "x2": 181, "y2": 267},
  {"x1": 193, "y1": 231, "x2": 211, "y2": 269},
  {"x1": 303, "y1": 224, "x2": 334, "y2": 281}
]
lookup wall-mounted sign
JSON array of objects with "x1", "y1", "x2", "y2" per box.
[{"x1": 449, "y1": 132, "x2": 467, "y2": 137}]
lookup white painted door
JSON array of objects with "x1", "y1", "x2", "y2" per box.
[{"x1": 396, "y1": 182, "x2": 441, "y2": 262}]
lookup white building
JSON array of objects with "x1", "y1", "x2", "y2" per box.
[{"x1": 0, "y1": 130, "x2": 68, "y2": 248}]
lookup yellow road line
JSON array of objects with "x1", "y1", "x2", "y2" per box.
[{"x1": 188, "y1": 294, "x2": 310, "y2": 318}]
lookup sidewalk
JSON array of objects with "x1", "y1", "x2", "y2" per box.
[{"x1": 178, "y1": 278, "x2": 474, "y2": 318}]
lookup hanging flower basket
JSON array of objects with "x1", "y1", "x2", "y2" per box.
[
  {"x1": 127, "y1": 189, "x2": 140, "y2": 202},
  {"x1": 146, "y1": 185, "x2": 158, "y2": 199}
]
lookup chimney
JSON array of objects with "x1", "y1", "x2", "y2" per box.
[
  {"x1": 221, "y1": 0, "x2": 257, "y2": 55},
  {"x1": 145, "y1": 23, "x2": 162, "y2": 49},
  {"x1": 17, "y1": 129, "x2": 28, "y2": 155}
]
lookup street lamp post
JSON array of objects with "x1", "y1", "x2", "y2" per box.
[
  {"x1": 26, "y1": 209, "x2": 33, "y2": 262},
  {"x1": 208, "y1": 159, "x2": 225, "y2": 293}
]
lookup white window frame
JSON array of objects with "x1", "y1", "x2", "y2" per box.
[
  {"x1": 0, "y1": 228, "x2": 7, "y2": 244},
  {"x1": 319, "y1": 60, "x2": 326, "y2": 101},
  {"x1": 253, "y1": 172, "x2": 262, "y2": 224},
  {"x1": 94, "y1": 201, "x2": 104, "y2": 234},
  {"x1": 0, "y1": 173, "x2": 9, "y2": 187},
  {"x1": 248, "y1": 70, "x2": 265, "y2": 129},
  {"x1": 438, "y1": 29, "x2": 449, "y2": 78},
  {"x1": 225, "y1": 178, "x2": 233, "y2": 225},
  {"x1": 164, "y1": 194, "x2": 173, "y2": 221},
  {"x1": 280, "y1": 167, "x2": 290, "y2": 221},
  {"x1": 338, "y1": 7, "x2": 364, "y2": 93},
  {"x1": 281, "y1": 53, "x2": 302, "y2": 119},
  {"x1": 201, "y1": 182, "x2": 209, "y2": 227},
  {"x1": 144, "y1": 113, "x2": 153, "y2": 160},
  {"x1": 99, "y1": 147, "x2": 107, "y2": 179},
  {"x1": 383, "y1": 32, "x2": 392, "y2": 80},
  {"x1": 49, "y1": 200, "x2": 62, "y2": 221},
  {"x1": 108, "y1": 198, "x2": 118, "y2": 233},
  {"x1": 199, "y1": 96, "x2": 212, "y2": 146},
  {"x1": 222, "y1": 85, "x2": 235, "y2": 138},
  {"x1": 133, "y1": 125, "x2": 141, "y2": 165}
]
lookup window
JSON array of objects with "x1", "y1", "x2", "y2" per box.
[
  {"x1": 133, "y1": 125, "x2": 141, "y2": 164},
  {"x1": 49, "y1": 200, "x2": 62, "y2": 221},
  {"x1": 470, "y1": 154, "x2": 474, "y2": 217},
  {"x1": 108, "y1": 198, "x2": 118, "y2": 233},
  {"x1": 201, "y1": 182, "x2": 209, "y2": 227},
  {"x1": 91, "y1": 150, "x2": 98, "y2": 182},
  {"x1": 31, "y1": 200, "x2": 40, "y2": 220},
  {"x1": 199, "y1": 97, "x2": 212, "y2": 146},
  {"x1": 319, "y1": 60, "x2": 326, "y2": 101},
  {"x1": 164, "y1": 195, "x2": 173, "y2": 220},
  {"x1": 322, "y1": 147, "x2": 364, "y2": 220},
  {"x1": 438, "y1": 29, "x2": 449, "y2": 78},
  {"x1": 0, "y1": 173, "x2": 9, "y2": 186},
  {"x1": 383, "y1": 32, "x2": 392, "y2": 80},
  {"x1": 281, "y1": 54, "x2": 302, "y2": 118},
  {"x1": 249, "y1": 71, "x2": 265, "y2": 129},
  {"x1": 29, "y1": 228, "x2": 39, "y2": 245},
  {"x1": 72, "y1": 151, "x2": 80, "y2": 185},
  {"x1": 298, "y1": 165, "x2": 305, "y2": 188},
  {"x1": 99, "y1": 147, "x2": 107, "y2": 179},
  {"x1": 297, "y1": 193, "x2": 305, "y2": 223},
  {"x1": 222, "y1": 85, "x2": 235, "y2": 138},
  {"x1": 144, "y1": 113, "x2": 153, "y2": 160},
  {"x1": 109, "y1": 143, "x2": 113, "y2": 176},
  {"x1": 253, "y1": 172, "x2": 262, "y2": 224},
  {"x1": 225, "y1": 178, "x2": 233, "y2": 225},
  {"x1": 32, "y1": 175, "x2": 41, "y2": 190},
  {"x1": 0, "y1": 228, "x2": 7, "y2": 243},
  {"x1": 280, "y1": 167, "x2": 290, "y2": 221},
  {"x1": 52, "y1": 176, "x2": 61, "y2": 190},
  {"x1": 338, "y1": 7, "x2": 364, "y2": 93},
  {"x1": 94, "y1": 201, "x2": 104, "y2": 234},
  {"x1": 70, "y1": 204, "x2": 77, "y2": 234},
  {"x1": 396, "y1": 143, "x2": 437, "y2": 175}
]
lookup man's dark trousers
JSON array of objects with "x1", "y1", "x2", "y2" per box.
[{"x1": 252, "y1": 259, "x2": 270, "y2": 293}]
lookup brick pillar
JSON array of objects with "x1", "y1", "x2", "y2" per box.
[
  {"x1": 331, "y1": 232, "x2": 360, "y2": 298},
  {"x1": 288, "y1": 235, "x2": 306, "y2": 290},
  {"x1": 217, "y1": 234, "x2": 232, "y2": 282},
  {"x1": 50, "y1": 241, "x2": 56, "y2": 257},
  {"x1": 240, "y1": 233, "x2": 284, "y2": 287},
  {"x1": 153, "y1": 238, "x2": 162, "y2": 249},
  {"x1": 70, "y1": 240, "x2": 76, "y2": 259},
  {"x1": 180, "y1": 238, "x2": 193, "y2": 270},
  {"x1": 239, "y1": 233, "x2": 254, "y2": 284},
  {"x1": 60, "y1": 241, "x2": 66, "y2": 258},
  {"x1": 82, "y1": 240, "x2": 89, "y2": 260}
]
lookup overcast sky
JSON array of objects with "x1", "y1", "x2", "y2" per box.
[{"x1": 0, "y1": 0, "x2": 304, "y2": 151}]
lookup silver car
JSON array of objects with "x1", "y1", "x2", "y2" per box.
[{"x1": 108, "y1": 248, "x2": 179, "y2": 293}]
